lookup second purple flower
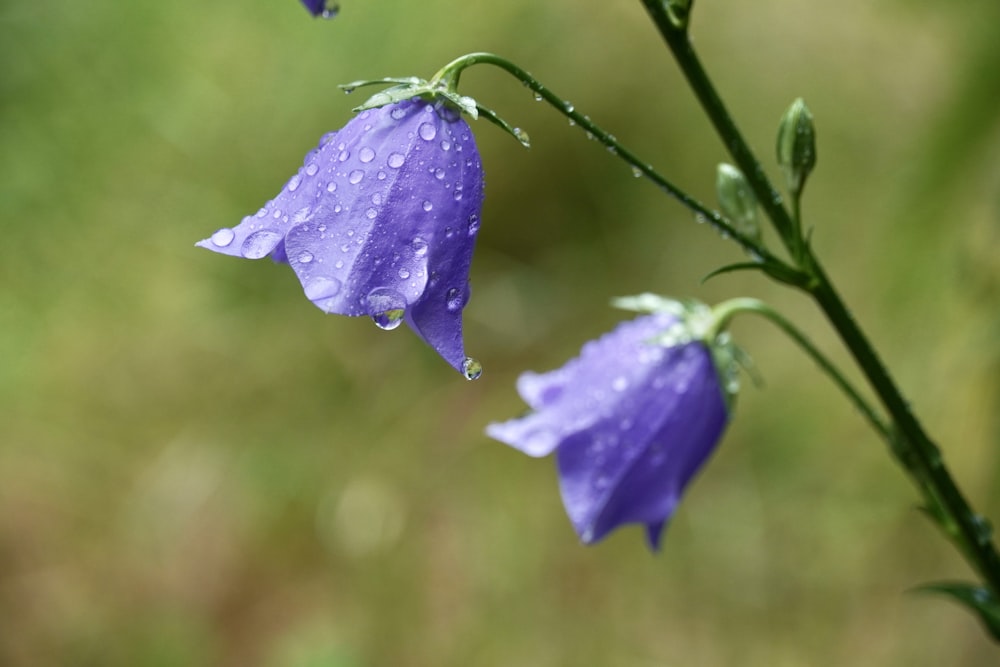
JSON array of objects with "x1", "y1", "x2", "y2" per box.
[{"x1": 198, "y1": 99, "x2": 485, "y2": 378}]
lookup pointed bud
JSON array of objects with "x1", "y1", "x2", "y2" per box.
[
  {"x1": 715, "y1": 163, "x2": 760, "y2": 242},
  {"x1": 776, "y1": 98, "x2": 817, "y2": 196}
]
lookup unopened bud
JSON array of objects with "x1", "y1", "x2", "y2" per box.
[
  {"x1": 715, "y1": 163, "x2": 760, "y2": 241},
  {"x1": 776, "y1": 98, "x2": 816, "y2": 196}
]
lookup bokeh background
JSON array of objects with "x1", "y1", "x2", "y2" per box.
[{"x1": 3, "y1": 1, "x2": 1000, "y2": 665}]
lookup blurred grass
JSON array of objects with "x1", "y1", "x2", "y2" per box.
[{"x1": 2, "y1": 0, "x2": 1000, "y2": 665}]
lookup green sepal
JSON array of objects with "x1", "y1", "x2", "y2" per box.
[
  {"x1": 338, "y1": 74, "x2": 531, "y2": 147},
  {"x1": 700, "y1": 261, "x2": 768, "y2": 284},
  {"x1": 915, "y1": 582, "x2": 1000, "y2": 641}
]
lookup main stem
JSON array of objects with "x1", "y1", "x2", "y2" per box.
[{"x1": 640, "y1": 2, "x2": 1000, "y2": 593}]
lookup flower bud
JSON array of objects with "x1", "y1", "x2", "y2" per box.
[
  {"x1": 775, "y1": 98, "x2": 816, "y2": 196},
  {"x1": 715, "y1": 163, "x2": 760, "y2": 241}
]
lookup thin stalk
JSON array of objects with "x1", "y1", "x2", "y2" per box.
[{"x1": 640, "y1": 1, "x2": 1000, "y2": 593}]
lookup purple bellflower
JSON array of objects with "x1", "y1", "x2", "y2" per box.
[
  {"x1": 300, "y1": 0, "x2": 337, "y2": 18},
  {"x1": 197, "y1": 99, "x2": 485, "y2": 379},
  {"x1": 486, "y1": 310, "x2": 733, "y2": 549}
]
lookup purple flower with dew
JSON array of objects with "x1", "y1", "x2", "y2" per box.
[
  {"x1": 487, "y1": 312, "x2": 731, "y2": 549},
  {"x1": 197, "y1": 99, "x2": 485, "y2": 379}
]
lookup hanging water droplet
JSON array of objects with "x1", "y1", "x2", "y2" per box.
[
  {"x1": 304, "y1": 276, "x2": 342, "y2": 302},
  {"x1": 210, "y1": 228, "x2": 235, "y2": 247},
  {"x1": 462, "y1": 357, "x2": 483, "y2": 381},
  {"x1": 387, "y1": 152, "x2": 405, "y2": 168},
  {"x1": 348, "y1": 170, "x2": 364, "y2": 184},
  {"x1": 359, "y1": 146, "x2": 375, "y2": 163},
  {"x1": 418, "y1": 123, "x2": 437, "y2": 141},
  {"x1": 631, "y1": 166, "x2": 642, "y2": 178},
  {"x1": 297, "y1": 251, "x2": 314, "y2": 264},
  {"x1": 240, "y1": 230, "x2": 282, "y2": 259},
  {"x1": 512, "y1": 127, "x2": 530, "y2": 146},
  {"x1": 366, "y1": 287, "x2": 406, "y2": 330},
  {"x1": 972, "y1": 514, "x2": 994, "y2": 546},
  {"x1": 533, "y1": 92, "x2": 542, "y2": 102}
]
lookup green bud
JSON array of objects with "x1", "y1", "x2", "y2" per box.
[
  {"x1": 776, "y1": 98, "x2": 817, "y2": 196},
  {"x1": 715, "y1": 163, "x2": 761, "y2": 241}
]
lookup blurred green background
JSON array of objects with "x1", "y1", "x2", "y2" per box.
[{"x1": 3, "y1": 1, "x2": 1000, "y2": 665}]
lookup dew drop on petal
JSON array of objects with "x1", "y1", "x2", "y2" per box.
[
  {"x1": 305, "y1": 163, "x2": 319, "y2": 176},
  {"x1": 349, "y1": 170, "x2": 364, "y2": 184},
  {"x1": 387, "y1": 152, "x2": 405, "y2": 168},
  {"x1": 390, "y1": 106, "x2": 407, "y2": 121},
  {"x1": 440, "y1": 139, "x2": 451, "y2": 151},
  {"x1": 371, "y1": 193, "x2": 382, "y2": 206},
  {"x1": 241, "y1": 230, "x2": 282, "y2": 259},
  {"x1": 467, "y1": 214, "x2": 480, "y2": 236},
  {"x1": 366, "y1": 207, "x2": 378, "y2": 219},
  {"x1": 366, "y1": 287, "x2": 407, "y2": 330},
  {"x1": 326, "y1": 181, "x2": 338, "y2": 193},
  {"x1": 411, "y1": 237, "x2": 428, "y2": 256},
  {"x1": 462, "y1": 357, "x2": 483, "y2": 381},
  {"x1": 287, "y1": 174, "x2": 302, "y2": 192},
  {"x1": 434, "y1": 168, "x2": 445, "y2": 180},
  {"x1": 210, "y1": 228, "x2": 235, "y2": 247},
  {"x1": 418, "y1": 123, "x2": 437, "y2": 141},
  {"x1": 304, "y1": 276, "x2": 342, "y2": 301},
  {"x1": 359, "y1": 147, "x2": 375, "y2": 163},
  {"x1": 338, "y1": 150, "x2": 350, "y2": 162},
  {"x1": 398, "y1": 268, "x2": 410, "y2": 279},
  {"x1": 297, "y1": 251, "x2": 314, "y2": 264},
  {"x1": 377, "y1": 171, "x2": 387, "y2": 180},
  {"x1": 422, "y1": 201, "x2": 433, "y2": 212},
  {"x1": 445, "y1": 287, "x2": 465, "y2": 312}
]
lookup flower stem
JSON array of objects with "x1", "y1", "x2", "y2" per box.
[
  {"x1": 711, "y1": 298, "x2": 892, "y2": 443},
  {"x1": 640, "y1": 1, "x2": 1000, "y2": 595},
  {"x1": 432, "y1": 53, "x2": 783, "y2": 268}
]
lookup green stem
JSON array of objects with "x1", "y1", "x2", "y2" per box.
[
  {"x1": 640, "y1": 1, "x2": 1000, "y2": 594},
  {"x1": 431, "y1": 53, "x2": 781, "y2": 267},
  {"x1": 711, "y1": 298, "x2": 891, "y2": 443}
]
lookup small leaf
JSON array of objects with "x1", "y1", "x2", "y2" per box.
[
  {"x1": 475, "y1": 103, "x2": 529, "y2": 147},
  {"x1": 700, "y1": 262, "x2": 767, "y2": 284},
  {"x1": 916, "y1": 582, "x2": 1000, "y2": 641}
]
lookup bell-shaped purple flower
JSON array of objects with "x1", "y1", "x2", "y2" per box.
[
  {"x1": 197, "y1": 99, "x2": 485, "y2": 378},
  {"x1": 486, "y1": 313, "x2": 731, "y2": 549}
]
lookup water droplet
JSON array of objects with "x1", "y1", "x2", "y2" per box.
[
  {"x1": 338, "y1": 150, "x2": 350, "y2": 162},
  {"x1": 377, "y1": 171, "x2": 387, "y2": 180},
  {"x1": 304, "y1": 276, "x2": 342, "y2": 301},
  {"x1": 387, "y1": 152, "x2": 405, "y2": 168},
  {"x1": 398, "y1": 268, "x2": 410, "y2": 279},
  {"x1": 611, "y1": 376, "x2": 628, "y2": 392},
  {"x1": 422, "y1": 200, "x2": 433, "y2": 212},
  {"x1": 359, "y1": 147, "x2": 375, "y2": 163},
  {"x1": 305, "y1": 163, "x2": 319, "y2": 176},
  {"x1": 297, "y1": 251, "x2": 314, "y2": 264},
  {"x1": 453, "y1": 190, "x2": 463, "y2": 201},
  {"x1": 272, "y1": 209, "x2": 282, "y2": 219},
  {"x1": 390, "y1": 106, "x2": 408, "y2": 121},
  {"x1": 411, "y1": 237, "x2": 428, "y2": 256},
  {"x1": 371, "y1": 193, "x2": 382, "y2": 206},
  {"x1": 445, "y1": 287, "x2": 467, "y2": 312},
  {"x1": 440, "y1": 139, "x2": 451, "y2": 151},
  {"x1": 418, "y1": 123, "x2": 437, "y2": 141},
  {"x1": 512, "y1": 127, "x2": 530, "y2": 146},
  {"x1": 467, "y1": 214, "x2": 480, "y2": 236},
  {"x1": 326, "y1": 181, "x2": 337, "y2": 193},
  {"x1": 434, "y1": 168, "x2": 445, "y2": 180},
  {"x1": 366, "y1": 207, "x2": 378, "y2": 219},
  {"x1": 334, "y1": 260, "x2": 344, "y2": 269},
  {"x1": 564, "y1": 101, "x2": 575, "y2": 113},
  {"x1": 349, "y1": 170, "x2": 364, "y2": 184},
  {"x1": 240, "y1": 230, "x2": 282, "y2": 259},
  {"x1": 631, "y1": 166, "x2": 642, "y2": 178},
  {"x1": 366, "y1": 288, "x2": 407, "y2": 330},
  {"x1": 462, "y1": 357, "x2": 483, "y2": 381},
  {"x1": 287, "y1": 174, "x2": 302, "y2": 192},
  {"x1": 533, "y1": 92, "x2": 542, "y2": 102},
  {"x1": 210, "y1": 228, "x2": 235, "y2": 247},
  {"x1": 333, "y1": 204, "x2": 342, "y2": 213}
]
